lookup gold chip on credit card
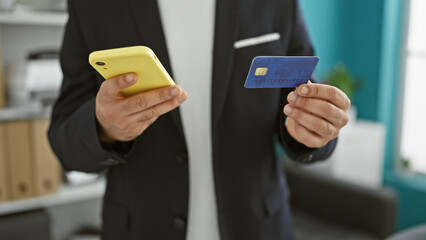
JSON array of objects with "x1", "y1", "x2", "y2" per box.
[{"x1": 255, "y1": 67, "x2": 268, "y2": 76}]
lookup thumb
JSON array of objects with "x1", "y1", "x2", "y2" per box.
[
  {"x1": 295, "y1": 80, "x2": 312, "y2": 93},
  {"x1": 101, "y1": 73, "x2": 137, "y2": 97}
]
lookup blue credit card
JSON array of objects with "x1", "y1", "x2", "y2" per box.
[{"x1": 244, "y1": 56, "x2": 319, "y2": 88}]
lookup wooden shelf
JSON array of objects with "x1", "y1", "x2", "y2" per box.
[
  {"x1": 0, "y1": 6, "x2": 67, "y2": 26},
  {"x1": 0, "y1": 104, "x2": 50, "y2": 122},
  {"x1": 0, "y1": 178, "x2": 105, "y2": 216}
]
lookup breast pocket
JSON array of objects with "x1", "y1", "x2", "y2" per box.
[
  {"x1": 234, "y1": 32, "x2": 285, "y2": 64},
  {"x1": 233, "y1": 32, "x2": 284, "y2": 80}
]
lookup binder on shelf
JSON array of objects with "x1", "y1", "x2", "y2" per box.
[
  {"x1": 0, "y1": 124, "x2": 9, "y2": 202},
  {"x1": 30, "y1": 119, "x2": 61, "y2": 196},
  {"x1": 0, "y1": 46, "x2": 5, "y2": 108},
  {"x1": 4, "y1": 121, "x2": 35, "y2": 200}
]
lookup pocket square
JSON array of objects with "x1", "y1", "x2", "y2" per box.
[{"x1": 234, "y1": 32, "x2": 281, "y2": 49}]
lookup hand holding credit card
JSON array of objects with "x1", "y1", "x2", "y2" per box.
[
  {"x1": 244, "y1": 56, "x2": 319, "y2": 88},
  {"x1": 249, "y1": 56, "x2": 351, "y2": 150}
]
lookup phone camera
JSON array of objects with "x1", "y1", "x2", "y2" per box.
[{"x1": 96, "y1": 62, "x2": 106, "y2": 66}]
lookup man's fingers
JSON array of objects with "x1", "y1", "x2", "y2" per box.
[
  {"x1": 284, "y1": 104, "x2": 339, "y2": 139},
  {"x1": 122, "y1": 116, "x2": 159, "y2": 141},
  {"x1": 285, "y1": 81, "x2": 348, "y2": 148},
  {"x1": 287, "y1": 92, "x2": 349, "y2": 127},
  {"x1": 296, "y1": 83, "x2": 351, "y2": 111},
  {"x1": 122, "y1": 85, "x2": 185, "y2": 114},
  {"x1": 99, "y1": 73, "x2": 137, "y2": 97},
  {"x1": 292, "y1": 120, "x2": 329, "y2": 148},
  {"x1": 130, "y1": 91, "x2": 188, "y2": 121}
]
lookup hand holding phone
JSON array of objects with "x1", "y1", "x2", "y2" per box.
[
  {"x1": 95, "y1": 73, "x2": 187, "y2": 144},
  {"x1": 90, "y1": 46, "x2": 186, "y2": 144},
  {"x1": 89, "y1": 46, "x2": 175, "y2": 97}
]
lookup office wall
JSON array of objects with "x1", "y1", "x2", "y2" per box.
[
  {"x1": 299, "y1": 0, "x2": 384, "y2": 120},
  {"x1": 379, "y1": 0, "x2": 426, "y2": 231},
  {"x1": 300, "y1": 0, "x2": 426, "y2": 231}
]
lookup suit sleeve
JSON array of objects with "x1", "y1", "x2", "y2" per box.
[
  {"x1": 277, "y1": 0, "x2": 337, "y2": 163},
  {"x1": 48, "y1": 0, "x2": 132, "y2": 173}
]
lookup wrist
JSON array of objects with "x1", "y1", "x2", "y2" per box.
[{"x1": 95, "y1": 119, "x2": 117, "y2": 147}]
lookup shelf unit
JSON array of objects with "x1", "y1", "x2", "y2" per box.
[
  {"x1": 0, "y1": 6, "x2": 67, "y2": 26},
  {"x1": 0, "y1": 6, "x2": 103, "y2": 240},
  {"x1": 0, "y1": 178, "x2": 105, "y2": 216},
  {"x1": 0, "y1": 6, "x2": 100, "y2": 220}
]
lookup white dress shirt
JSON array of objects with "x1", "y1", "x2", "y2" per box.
[{"x1": 157, "y1": 0, "x2": 220, "y2": 240}]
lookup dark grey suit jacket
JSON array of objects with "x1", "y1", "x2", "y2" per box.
[{"x1": 49, "y1": 0, "x2": 337, "y2": 239}]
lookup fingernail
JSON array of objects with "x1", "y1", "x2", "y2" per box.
[
  {"x1": 179, "y1": 92, "x2": 187, "y2": 102},
  {"x1": 284, "y1": 105, "x2": 293, "y2": 114},
  {"x1": 301, "y1": 86, "x2": 309, "y2": 95},
  {"x1": 288, "y1": 92, "x2": 297, "y2": 102},
  {"x1": 125, "y1": 74, "x2": 134, "y2": 83},
  {"x1": 170, "y1": 87, "x2": 179, "y2": 97}
]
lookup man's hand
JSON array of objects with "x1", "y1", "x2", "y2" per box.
[
  {"x1": 284, "y1": 82, "x2": 350, "y2": 148},
  {"x1": 95, "y1": 73, "x2": 187, "y2": 144}
]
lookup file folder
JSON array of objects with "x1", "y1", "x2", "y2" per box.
[
  {"x1": 0, "y1": 46, "x2": 5, "y2": 108},
  {"x1": 30, "y1": 119, "x2": 61, "y2": 196},
  {"x1": 0, "y1": 123, "x2": 9, "y2": 202},
  {"x1": 4, "y1": 121, "x2": 34, "y2": 200}
]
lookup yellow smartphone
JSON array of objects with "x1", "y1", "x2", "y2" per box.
[{"x1": 89, "y1": 46, "x2": 175, "y2": 97}]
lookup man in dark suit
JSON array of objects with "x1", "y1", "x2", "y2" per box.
[{"x1": 49, "y1": 0, "x2": 350, "y2": 239}]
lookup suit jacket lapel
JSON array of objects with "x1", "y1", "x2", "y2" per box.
[
  {"x1": 129, "y1": 0, "x2": 241, "y2": 139},
  {"x1": 211, "y1": 0, "x2": 241, "y2": 127},
  {"x1": 129, "y1": 0, "x2": 185, "y2": 137}
]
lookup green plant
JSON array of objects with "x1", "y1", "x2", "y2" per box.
[
  {"x1": 400, "y1": 156, "x2": 411, "y2": 170},
  {"x1": 323, "y1": 63, "x2": 363, "y2": 101}
]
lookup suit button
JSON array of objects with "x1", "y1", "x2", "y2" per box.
[
  {"x1": 301, "y1": 154, "x2": 313, "y2": 163},
  {"x1": 100, "y1": 158, "x2": 119, "y2": 166},
  {"x1": 176, "y1": 152, "x2": 188, "y2": 163},
  {"x1": 173, "y1": 217, "x2": 186, "y2": 229}
]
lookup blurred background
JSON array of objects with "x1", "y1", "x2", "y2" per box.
[{"x1": 0, "y1": 0, "x2": 425, "y2": 239}]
